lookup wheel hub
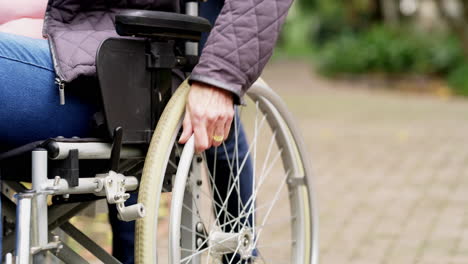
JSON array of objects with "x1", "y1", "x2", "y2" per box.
[
  {"x1": 208, "y1": 228, "x2": 255, "y2": 259},
  {"x1": 238, "y1": 229, "x2": 255, "y2": 259}
]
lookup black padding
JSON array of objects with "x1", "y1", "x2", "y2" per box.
[
  {"x1": 96, "y1": 38, "x2": 153, "y2": 144},
  {"x1": 57, "y1": 149, "x2": 80, "y2": 187},
  {"x1": 116, "y1": 10, "x2": 211, "y2": 40}
]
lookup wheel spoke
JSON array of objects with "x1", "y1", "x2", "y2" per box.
[
  {"x1": 216, "y1": 201, "x2": 278, "y2": 230},
  {"x1": 211, "y1": 147, "x2": 218, "y2": 230},
  {"x1": 252, "y1": 170, "x2": 290, "y2": 248},
  {"x1": 249, "y1": 101, "x2": 260, "y2": 233},
  {"x1": 260, "y1": 129, "x2": 276, "y2": 178},
  {"x1": 256, "y1": 239, "x2": 296, "y2": 249},
  {"x1": 186, "y1": 176, "x2": 238, "y2": 223},
  {"x1": 256, "y1": 215, "x2": 295, "y2": 230},
  {"x1": 227, "y1": 243, "x2": 242, "y2": 264},
  {"x1": 180, "y1": 232, "x2": 239, "y2": 264},
  {"x1": 203, "y1": 151, "x2": 233, "y2": 230},
  {"x1": 226, "y1": 148, "x2": 283, "y2": 233},
  {"x1": 234, "y1": 109, "x2": 240, "y2": 232},
  {"x1": 165, "y1": 91, "x2": 314, "y2": 264},
  {"x1": 223, "y1": 113, "x2": 268, "y2": 231},
  {"x1": 168, "y1": 159, "x2": 178, "y2": 170}
]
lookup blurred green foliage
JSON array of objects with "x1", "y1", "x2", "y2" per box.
[
  {"x1": 276, "y1": 12, "x2": 314, "y2": 58},
  {"x1": 279, "y1": 0, "x2": 468, "y2": 96},
  {"x1": 448, "y1": 63, "x2": 468, "y2": 96},
  {"x1": 316, "y1": 25, "x2": 463, "y2": 76}
]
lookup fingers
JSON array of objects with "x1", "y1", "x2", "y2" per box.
[
  {"x1": 224, "y1": 108, "x2": 234, "y2": 141},
  {"x1": 182, "y1": 82, "x2": 235, "y2": 153},
  {"x1": 193, "y1": 120, "x2": 210, "y2": 153},
  {"x1": 213, "y1": 108, "x2": 234, "y2": 147},
  {"x1": 178, "y1": 105, "x2": 235, "y2": 153},
  {"x1": 205, "y1": 112, "x2": 216, "y2": 148},
  {"x1": 178, "y1": 109, "x2": 193, "y2": 144},
  {"x1": 212, "y1": 120, "x2": 225, "y2": 147}
]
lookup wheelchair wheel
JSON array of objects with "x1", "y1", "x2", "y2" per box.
[
  {"x1": 134, "y1": 80, "x2": 190, "y2": 264},
  {"x1": 135, "y1": 79, "x2": 318, "y2": 264}
]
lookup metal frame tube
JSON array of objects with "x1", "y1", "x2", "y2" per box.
[
  {"x1": 52, "y1": 242, "x2": 88, "y2": 264},
  {"x1": 51, "y1": 143, "x2": 143, "y2": 160},
  {"x1": 32, "y1": 149, "x2": 49, "y2": 262},
  {"x1": 15, "y1": 191, "x2": 35, "y2": 264},
  {"x1": 185, "y1": 1, "x2": 199, "y2": 56},
  {"x1": 3, "y1": 203, "x2": 92, "y2": 255},
  {"x1": 5, "y1": 253, "x2": 13, "y2": 264},
  {"x1": 60, "y1": 222, "x2": 120, "y2": 264},
  {"x1": 43, "y1": 177, "x2": 139, "y2": 195}
]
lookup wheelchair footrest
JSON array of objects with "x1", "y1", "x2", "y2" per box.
[{"x1": 101, "y1": 171, "x2": 146, "y2": 221}]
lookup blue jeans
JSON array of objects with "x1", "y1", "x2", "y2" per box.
[
  {"x1": 0, "y1": 33, "x2": 98, "y2": 148},
  {"x1": 0, "y1": 30, "x2": 254, "y2": 263}
]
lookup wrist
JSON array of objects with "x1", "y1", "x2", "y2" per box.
[{"x1": 191, "y1": 81, "x2": 234, "y2": 100}]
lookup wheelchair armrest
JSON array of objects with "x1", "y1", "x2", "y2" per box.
[{"x1": 115, "y1": 10, "x2": 211, "y2": 40}]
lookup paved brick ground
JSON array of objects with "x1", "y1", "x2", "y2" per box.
[
  {"x1": 74, "y1": 61, "x2": 467, "y2": 264},
  {"x1": 262, "y1": 61, "x2": 468, "y2": 264}
]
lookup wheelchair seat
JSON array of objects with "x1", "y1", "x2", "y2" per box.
[
  {"x1": 0, "y1": 137, "x2": 144, "y2": 183},
  {"x1": 115, "y1": 10, "x2": 211, "y2": 40}
]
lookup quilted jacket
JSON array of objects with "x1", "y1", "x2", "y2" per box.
[{"x1": 43, "y1": 0, "x2": 293, "y2": 103}]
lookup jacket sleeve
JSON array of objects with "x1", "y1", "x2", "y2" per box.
[{"x1": 189, "y1": 0, "x2": 293, "y2": 104}]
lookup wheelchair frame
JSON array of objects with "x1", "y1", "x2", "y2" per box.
[
  {"x1": 1, "y1": 2, "x2": 319, "y2": 263},
  {"x1": 2, "y1": 143, "x2": 146, "y2": 264},
  {"x1": 2, "y1": 3, "x2": 209, "y2": 263}
]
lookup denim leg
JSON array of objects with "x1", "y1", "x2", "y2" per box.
[
  {"x1": 0, "y1": 32, "x2": 97, "y2": 148},
  {"x1": 108, "y1": 192, "x2": 138, "y2": 264},
  {"x1": 199, "y1": 0, "x2": 224, "y2": 52},
  {"x1": 0, "y1": 32, "x2": 100, "y2": 262},
  {"x1": 0, "y1": 181, "x2": 2, "y2": 256}
]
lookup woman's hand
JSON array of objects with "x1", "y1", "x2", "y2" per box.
[{"x1": 178, "y1": 82, "x2": 235, "y2": 153}]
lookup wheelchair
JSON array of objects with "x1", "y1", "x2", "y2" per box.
[{"x1": 1, "y1": 5, "x2": 318, "y2": 264}]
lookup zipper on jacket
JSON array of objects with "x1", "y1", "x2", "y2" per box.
[
  {"x1": 44, "y1": 5, "x2": 67, "y2": 105},
  {"x1": 55, "y1": 78, "x2": 66, "y2": 105},
  {"x1": 47, "y1": 36, "x2": 67, "y2": 105}
]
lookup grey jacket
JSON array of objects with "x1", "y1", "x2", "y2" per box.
[{"x1": 43, "y1": 0, "x2": 293, "y2": 103}]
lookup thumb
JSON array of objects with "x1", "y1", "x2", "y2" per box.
[{"x1": 178, "y1": 109, "x2": 193, "y2": 144}]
